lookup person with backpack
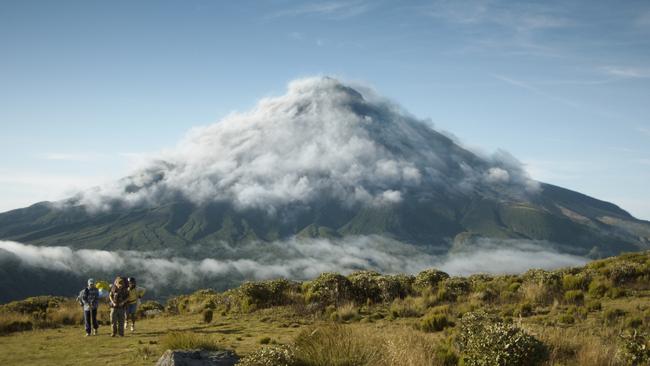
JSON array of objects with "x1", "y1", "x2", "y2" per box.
[
  {"x1": 125, "y1": 277, "x2": 145, "y2": 332},
  {"x1": 77, "y1": 278, "x2": 100, "y2": 336},
  {"x1": 108, "y1": 276, "x2": 128, "y2": 337}
]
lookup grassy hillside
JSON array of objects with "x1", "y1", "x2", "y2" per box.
[{"x1": 1, "y1": 251, "x2": 650, "y2": 365}]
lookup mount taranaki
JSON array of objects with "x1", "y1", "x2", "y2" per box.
[{"x1": 1, "y1": 77, "x2": 649, "y2": 262}]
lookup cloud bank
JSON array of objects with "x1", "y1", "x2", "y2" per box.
[
  {"x1": 68, "y1": 77, "x2": 539, "y2": 213},
  {"x1": 0, "y1": 238, "x2": 587, "y2": 293}
]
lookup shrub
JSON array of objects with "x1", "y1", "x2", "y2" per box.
[
  {"x1": 414, "y1": 269, "x2": 450, "y2": 291},
  {"x1": 0, "y1": 313, "x2": 33, "y2": 335},
  {"x1": 609, "y1": 261, "x2": 643, "y2": 285},
  {"x1": 607, "y1": 287, "x2": 625, "y2": 299},
  {"x1": 626, "y1": 317, "x2": 643, "y2": 329},
  {"x1": 389, "y1": 297, "x2": 422, "y2": 318},
  {"x1": 202, "y1": 309, "x2": 213, "y2": 324},
  {"x1": 304, "y1": 273, "x2": 353, "y2": 306},
  {"x1": 347, "y1": 271, "x2": 384, "y2": 304},
  {"x1": 379, "y1": 274, "x2": 415, "y2": 302},
  {"x1": 520, "y1": 282, "x2": 556, "y2": 305},
  {"x1": 564, "y1": 290, "x2": 584, "y2": 305},
  {"x1": 587, "y1": 280, "x2": 610, "y2": 298},
  {"x1": 616, "y1": 331, "x2": 650, "y2": 366},
  {"x1": 437, "y1": 277, "x2": 471, "y2": 302},
  {"x1": 558, "y1": 314, "x2": 575, "y2": 324},
  {"x1": 586, "y1": 300, "x2": 602, "y2": 312},
  {"x1": 259, "y1": 337, "x2": 271, "y2": 345},
  {"x1": 604, "y1": 308, "x2": 626, "y2": 324},
  {"x1": 562, "y1": 273, "x2": 591, "y2": 291},
  {"x1": 238, "y1": 345, "x2": 297, "y2": 366},
  {"x1": 419, "y1": 313, "x2": 452, "y2": 332},
  {"x1": 456, "y1": 311, "x2": 548, "y2": 366},
  {"x1": 567, "y1": 305, "x2": 588, "y2": 320},
  {"x1": 514, "y1": 302, "x2": 533, "y2": 317},
  {"x1": 160, "y1": 331, "x2": 224, "y2": 351},
  {"x1": 237, "y1": 279, "x2": 299, "y2": 312},
  {"x1": 522, "y1": 269, "x2": 562, "y2": 290}
]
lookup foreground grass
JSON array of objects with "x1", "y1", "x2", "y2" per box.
[
  {"x1": 2, "y1": 250, "x2": 650, "y2": 365},
  {"x1": 0, "y1": 308, "x2": 312, "y2": 366}
]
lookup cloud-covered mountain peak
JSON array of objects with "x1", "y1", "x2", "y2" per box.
[{"x1": 73, "y1": 77, "x2": 538, "y2": 213}]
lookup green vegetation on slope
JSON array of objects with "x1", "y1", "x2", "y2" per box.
[{"x1": 2, "y1": 251, "x2": 650, "y2": 365}]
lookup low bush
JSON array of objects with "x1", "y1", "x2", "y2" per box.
[
  {"x1": 564, "y1": 290, "x2": 584, "y2": 305},
  {"x1": 304, "y1": 273, "x2": 353, "y2": 306},
  {"x1": 202, "y1": 309, "x2": 213, "y2": 324},
  {"x1": 616, "y1": 331, "x2": 650, "y2": 366},
  {"x1": 419, "y1": 313, "x2": 452, "y2": 332},
  {"x1": 238, "y1": 345, "x2": 297, "y2": 366},
  {"x1": 389, "y1": 297, "x2": 422, "y2": 318},
  {"x1": 604, "y1": 308, "x2": 626, "y2": 324},
  {"x1": 562, "y1": 273, "x2": 591, "y2": 291},
  {"x1": 558, "y1": 314, "x2": 575, "y2": 325},
  {"x1": 0, "y1": 312, "x2": 33, "y2": 335},
  {"x1": 587, "y1": 280, "x2": 610, "y2": 298},
  {"x1": 456, "y1": 310, "x2": 548, "y2": 366},
  {"x1": 586, "y1": 300, "x2": 602, "y2": 312},
  {"x1": 160, "y1": 331, "x2": 224, "y2": 351},
  {"x1": 236, "y1": 279, "x2": 299, "y2": 312},
  {"x1": 625, "y1": 317, "x2": 643, "y2": 329},
  {"x1": 414, "y1": 269, "x2": 450, "y2": 291},
  {"x1": 514, "y1": 302, "x2": 533, "y2": 317},
  {"x1": 437, "y1": 277, "x2": 470, "y2": 302},
  {"x1": 608, "y1": 261, "x2": 643, "y2": 285}
]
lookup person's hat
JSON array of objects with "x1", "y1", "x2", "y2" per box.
[{"x1": 87, "y1": 278, "x2": 95, "y2": 286}]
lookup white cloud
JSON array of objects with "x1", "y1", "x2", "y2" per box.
[
  {"x1": 269, "y1": 1, "x2": 371, "y2": 20},
  {"x1": 0, "y1": 238, "x2": 588, "y2": 290},
  {"x1": 68, "y1": 77, "x2": 539, "y2": 213},
  {"x1": 601, "y1": 66, "x2": 650, "y2": 79}
]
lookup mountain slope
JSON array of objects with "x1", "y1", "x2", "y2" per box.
[{"x1": 0, "y1": 77, "x2": 649, "y2": 259}]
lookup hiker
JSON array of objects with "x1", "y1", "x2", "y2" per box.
[
  {"x1": 108, "y1": 276, "x2": 128, "y2": 337},
  {"x1": 77, "y1": 278, "x2": 100, "y2": 336},
  {"x1": 125, "y1": 277, "x2": 145, "y2": 332}
]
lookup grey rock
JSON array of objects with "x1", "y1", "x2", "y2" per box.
[{"x1": 155, "y1": 349, "x2": 239, "y2": 366}]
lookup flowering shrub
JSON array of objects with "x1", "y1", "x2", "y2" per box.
[
  {"x1": 304, "y1": 273, "x2": 353, "y2": 306},
  {"x1": 457, "y1": 311, "x2": 548, "y2": 366},
  {"x1": 414, "y1": 269, "x2": 450, "y2": 291},
  {"x1": 238, "y1": 345, "x2": 297, "y2": 366},
  {"x1": 616, "y1": 331, "x2": 650, "y2": 366}
]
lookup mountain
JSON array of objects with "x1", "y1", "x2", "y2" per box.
[{"x1": 1, "y1": 77, "x2": 648, "y2": 261}]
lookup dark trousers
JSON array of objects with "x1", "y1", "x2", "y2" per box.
[
  {"x1": 110, "y1": 307, "x2": 125, "y2": 336},
  {"x1": 84, "y1": 308, "x2": 98, "y2": 334}
]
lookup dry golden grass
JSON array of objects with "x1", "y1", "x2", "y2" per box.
[
  {"x1": 293, "y1": 323, "x2": 456, "y2": 366},
  {"x1": 537, "y1": 326, "x2": 620, "y2": 366},
  {"x1": 521, "y1": 282, "x2": 556, "y2": 305}
]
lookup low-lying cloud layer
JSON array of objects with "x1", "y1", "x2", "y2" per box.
[
  {"x1": 70, "y1": 77, "x2": 539, "y2": 213},
  {"x1": 1, "y1": 238, "x2": 587, "y2": 294}
]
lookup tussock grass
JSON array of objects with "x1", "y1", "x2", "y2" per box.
[
  {"x1": 160, "y1": 331, "x2": 224, "y2": 351},
  {"x1": 293, "y1": 324, "x2": 457, "y2": 366}
]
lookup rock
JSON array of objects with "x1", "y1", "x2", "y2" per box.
[{"x1": 155, "y1": 349, "x2": 239, "y2": 366}]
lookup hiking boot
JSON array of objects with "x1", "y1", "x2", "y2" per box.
[
  {"x1": 85, "y1": 333, "x2": 90, "y2": 337},
  {"x1": 92, "y1": 329, "x2": 97, "y2": 336},
  {"x1": 111, "y1": 333, "x2": 116, "y2": 337},
  {"x1": 130, "y1": 325, "x2": 135, "y2": 332}
]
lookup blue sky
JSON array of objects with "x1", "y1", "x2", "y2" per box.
[{"x1": 1, "y1": 0, "x2": 649, "y2": 219}]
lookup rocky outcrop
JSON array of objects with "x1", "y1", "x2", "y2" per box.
[{"x1": 155, "y1": 349, "x2": 239, "y2": 366}]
